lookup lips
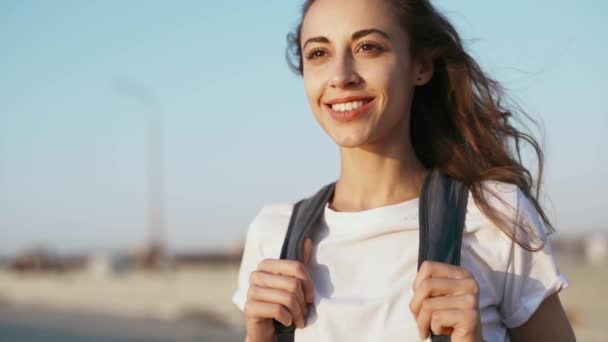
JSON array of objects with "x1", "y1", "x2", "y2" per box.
[
  {"x1": 324, "y1": 96, "x2": 375, "y2": 106},
  {"x1": 323, "y1": 96, "x2": 376, "y2": 123}
]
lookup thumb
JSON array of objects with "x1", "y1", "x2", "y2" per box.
[{"x1": 303, "y1": 237, "x2": 312, "y2": 265}]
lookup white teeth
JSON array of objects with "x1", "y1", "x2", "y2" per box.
[{"x1": 331, "y1": 100, "x2": 365, "y2": 112}]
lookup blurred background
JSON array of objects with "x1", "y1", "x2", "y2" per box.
[{"x1": 0, "y1": 0, "x2": 606, "y2": 341}]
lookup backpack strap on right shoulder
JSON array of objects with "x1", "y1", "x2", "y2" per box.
[
  {"x1": 274, "y1": 181, "x2": 336, "y2": 342},
  {"x1": 278, "y1": 182, "x2": 336, "y2": 263}
]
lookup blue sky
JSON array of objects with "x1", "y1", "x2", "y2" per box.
[{"x1": 0, "y1": 0, "x2": 606, "y2": 255}]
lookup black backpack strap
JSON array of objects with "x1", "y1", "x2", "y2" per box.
[
  {"x1": 419, "y1": 169, "x2": 469, "y2": 342},
  {"x1": 273, "y1": 182, "x2": 336, "y2": 342}
]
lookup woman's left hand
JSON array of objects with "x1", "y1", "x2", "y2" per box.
[{"x1": 409, "y1": 261, "x2": 482, "y2": 342}]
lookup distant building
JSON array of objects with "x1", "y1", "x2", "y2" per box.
[
  {"x1": 10, "y1": 246, "x2": 87, "y2": 272},
  {"x1": 585, "y1": 233, "x2": 608, "y2": 264},
  {"x1": 86, "y1": 253, "x2": 132, "y2": 277}
]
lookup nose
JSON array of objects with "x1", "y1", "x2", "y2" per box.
[{"x1": 328, "y1": 51, "x2": 361, "y2": 88}]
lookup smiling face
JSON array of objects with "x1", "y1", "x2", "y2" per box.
[{"x1": 301, "y1": 0, "x2": 429, "y2": 148}]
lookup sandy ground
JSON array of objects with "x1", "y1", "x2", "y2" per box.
[
  {"x1": 0, "y1": 264, "x2": 245, "y2": 332},
  {"x1": 0, "y1": 305, "x2": 244, "y2": 342},
  {"x1": 0, "y1": 259, "x2": 606, "y2": 341}
]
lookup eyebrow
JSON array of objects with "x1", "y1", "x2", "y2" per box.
[{"x1": 302, "y1": 28, "x2": 391, "y2": 50}]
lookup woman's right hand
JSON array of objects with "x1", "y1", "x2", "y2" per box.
[{"x1": 244, "y1": 238, "x2": 315, "y2": 342}]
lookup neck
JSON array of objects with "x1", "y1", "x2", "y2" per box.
[{"x1": 330, "y1": 121, "x2": 428, "y2": 213}]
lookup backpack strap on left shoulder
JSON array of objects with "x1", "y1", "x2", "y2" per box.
[{"x1": 418, "y1": 169, "x2": 470, "y2": 342}]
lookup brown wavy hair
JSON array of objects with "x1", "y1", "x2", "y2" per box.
[{"x1": 286, "y1": 0, "x2": 554, "y2": 251}]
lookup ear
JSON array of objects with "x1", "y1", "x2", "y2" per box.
[{"x1": 413, "y1": 53, "x2": 434, "y2": 86}]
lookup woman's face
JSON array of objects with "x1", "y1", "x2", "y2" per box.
[{"x1": 301, "y1": 0, "x2": 429, "y2": 148}]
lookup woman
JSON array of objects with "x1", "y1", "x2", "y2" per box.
[{"x1": 232, "y1": 0, "x2": 575, "y2": 341}]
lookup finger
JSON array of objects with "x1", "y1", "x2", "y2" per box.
[
  {"x1": 430, "y1": 309, "x2": 479, "y2": 340},
  {"x1": 430, "y1": 316, "x2": 454, "y2": 338},
  {"x1": 409, "y1": 277, "x2": 479, "y2": 316},
  {"x1": 250, "y1": 270, "x2": 307, "y2": 313},
  {"x1": 244, "y1": 300, "x2": 293, "y2": 327},
  {"x1": 413, "y1": 261, "x2": 474, "y2": 291},
  {"x1": 414, "y1": 295, "x2": 478, "y2": 339},
  {"x1": 248, "y1": 285, "x2": 306, "y2": 328},
  {"x1": 257, "y1": 259, "x2": 314, "y2": 304},
  {"x1": 250, "y1": 271, "x2": 307, "y2": 318}
]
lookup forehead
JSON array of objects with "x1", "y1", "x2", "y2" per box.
[{"x1": 301, "y1": 0, "x2": 399, "y2": 42}]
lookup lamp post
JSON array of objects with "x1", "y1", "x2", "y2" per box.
[{"x1": 113, "y1": 79, "x2": 167, "y2": 268}]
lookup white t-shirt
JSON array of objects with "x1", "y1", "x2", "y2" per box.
[{"x1": 231, "y1": 181, "x2": 568, "y2": 341}]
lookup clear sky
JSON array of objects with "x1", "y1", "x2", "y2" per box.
[{"x1": 1, "y1": 0, "x2": 606, "y2": 255}]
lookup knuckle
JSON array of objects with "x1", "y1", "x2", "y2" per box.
[
  {"x1": 288, "y1": 278, "x2": 300, "y2": 293},
  {"x1": 468, "y1": 308, "x2": 480, "y2": 319},
  {"x1": 280, "y1": 306, "x2": 293, "y2": 323},
  {"x1": 244, "y1": 300, "x2": 256, "y2": 318},
  {"x1": 287, "y1": 292, "x2": 299, "y2": 309},
  {"x1": 461, "y1": 267, "x2": 473, "y2": 278},
  {"x1": 430, "y1": 310, "x2": 441, "y2": 323},
  {"x1": 250, "y1": 285, "x2": 264, "y2": 299},
  {"x1": 465, "y1": 294, "x2": 477, "y2": 308},
  {"x1": 256, "y1": 259, "x2": 269, "y2": 270},
  {"x1": 249, "y1": 270, "x2": 259, "y2": 284},
  {"x1": 246, "y1": 285, "x2": 256, "y2": 298},
  {"x1": 420, "y1": 278, "x2": 432, "y2": 293},
  {"x1": 471, "y1": 281, "x2": 480, "y2": 295},
  {"x1": 272, "y1": 303, "x2": 284, "y2": 317},
  {"x1": 420, "y1": 301, "x2": 431, "y2": 316},
  {"x1": 244, "y1": 302, "x2": 252, "y2": 317}
]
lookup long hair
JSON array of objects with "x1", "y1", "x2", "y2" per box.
[{"x1": 286, "y1": 0, "x2": 554, "y2": 251}]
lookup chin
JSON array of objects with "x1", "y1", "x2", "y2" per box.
[
  {"x1": 328, "y1": 129, "x2": 372, "y2": 148},
  {"x1": 314, "y1": 111, "x2": 377, "y2": 148}
]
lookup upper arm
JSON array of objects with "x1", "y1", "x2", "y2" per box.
[
  {"x1": 508, "y1": 293, "x2": 576, "y2": 342},
  {"x1": 479, "y1": 183, "x2": 573, "y2": 338}
]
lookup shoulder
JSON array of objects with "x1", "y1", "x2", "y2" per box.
[
  {"x1": 461, "y1": 180, "x2": 552, "y2": 278},
  {"x1": 464, "y1": 180, "x2": 547, "y2": 242},
  {"x1": 250, "y1": 202, "x2": 296, "y2": 233},
  {"x1": 245, "y1": 202, "x2": 296, "y2": 259}
]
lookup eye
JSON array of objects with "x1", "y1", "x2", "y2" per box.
[
  {"x1": 357, "y1": 42, "x2": 383, "y2": 53},
  {"x1": 305, "y1": 49, "x2": 328, "y2": 60}
]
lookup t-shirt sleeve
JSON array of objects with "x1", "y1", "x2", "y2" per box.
[
  {"x1": 231, "y1": 204, "x2": 292, "y2": 312},
  {"x1": 231, "y1": 208, "x2": 266, "y2": 313},
  {"x1": 499, "y1": 188, "x2": 569, "y2": 328}
]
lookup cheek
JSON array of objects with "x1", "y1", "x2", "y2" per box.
[
  {"x1": 361, "y1": 60, "x2": 408, "y2": 111},
  {"x1": 385, "y1": 61, "x2": 409, "y2": 94},
  {"x1": 383, "y1": 62, "x2": 413, "y2": 114},
  {"x1": 303, "y1": 73, "x2": 324, "y2": 111}
]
